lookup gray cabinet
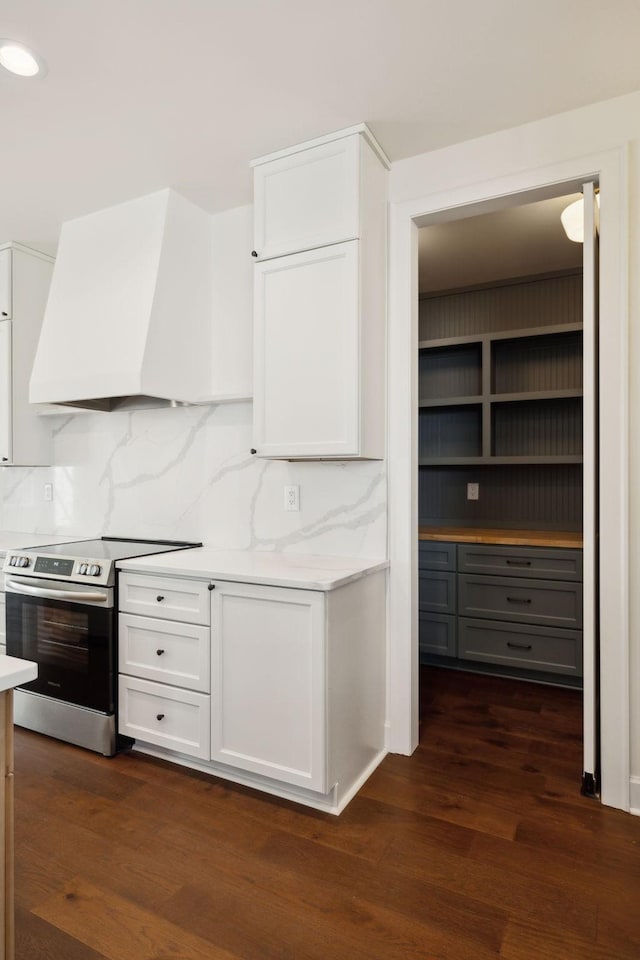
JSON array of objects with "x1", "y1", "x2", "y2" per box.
[
  {"x1": 419, "y1": 546, "x2": 457, "y2": 658},
  {"x1": 419, "y1": 539, "x2": 583, "y2": 684}
]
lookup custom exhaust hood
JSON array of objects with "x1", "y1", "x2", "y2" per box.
[{"x1": 29, "y1": 188, "x2": 212, "y2": 411}]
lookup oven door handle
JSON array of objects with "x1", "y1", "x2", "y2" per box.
[{"x1": 5, "y1": 580, "x2": 109, "y2": 603}]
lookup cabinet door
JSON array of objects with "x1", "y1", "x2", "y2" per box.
[
  {"x1": 253, "y1": 241, "x2": 360, "y2": 459},
  {"x1": 0, "y1": 322, "x2": 12, "y2": 464},
  {"x1": 253, "y1": 136, "x2": 360, "y2": 260},
  {"x1": 0, "y1": 249, "x2": 11, "y2": 319},
  {"x1": 211, "y1": 581, "x2": 326, "y2": 792}
]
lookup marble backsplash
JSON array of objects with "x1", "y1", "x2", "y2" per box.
[{"x1": 0, "y1": 402, "x2": 387, "y2": 558}]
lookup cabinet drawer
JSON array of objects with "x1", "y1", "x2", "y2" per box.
[
  {"x1": 419, "y1": 542, "x2": 456, "y2": 572},
  {"x1": 458, "y1": 574, "x2": 582, "y2": 628},
  {"x1": 118, "y1": 676, "x2": 210, "y2": 760},
  {"x1": 419, "y1": 571, "x2": 456, "y2": 615},
  {"x1": 457, "y1": 544, "x2": 582, "y2": 581},
  {"x1": 119, "y1": 614, "x2": 210, "y2": 693},
  {"x1": 459, "y1": 618, "x2": 583, "y2": 677},
  {"x1": 118, "y1": 574, "x2": 210, "y2": 625},
  {"x1": 419, "y1": 613, "x2": 456, "y2": 658}
]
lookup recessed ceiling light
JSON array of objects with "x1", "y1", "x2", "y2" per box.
[{"x1": 0, "y1": 39, "x2": 46, "y2": 78}]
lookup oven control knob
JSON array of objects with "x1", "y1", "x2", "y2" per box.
[
  {"x1": 89, "y1": 564, "x2": 101, "y2": 577},
  {"x1": 18, "y1": 556, "x2": 29, "y2": 567},
  {"x1": 8, "y1": 556, "x2": 16, "y2": 566},
  {"x1": 79, "y1": 563, "x2": 87, "y2": 575}
]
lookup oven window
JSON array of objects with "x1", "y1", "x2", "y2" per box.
[
  {"x1": 6, "y1": 591, "x2": 114, "y2": 713},
  {"x1": 33, "y1": 604, "x2": 90, "y2": 671}
]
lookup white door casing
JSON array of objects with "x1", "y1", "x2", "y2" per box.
[
  {"x1": 387, "y1": 148, "x2": 629, "y2": 811},
  {"x1": 582, "y1": 181, "x2": 598, "y2": 789}
]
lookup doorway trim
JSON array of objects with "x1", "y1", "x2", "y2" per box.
[{"x1": 387, "y1": 147, "x2": 629, "y2": 811}]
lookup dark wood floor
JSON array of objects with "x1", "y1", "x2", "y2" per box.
[{"x1": 13, "y1": 667, "x2": 640, "y2": 959}]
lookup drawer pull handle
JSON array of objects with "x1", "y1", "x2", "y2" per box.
[
  {"x1": 156, "y1": 595, "x2": 165, "y2": 602},
  {"x1": 507, "y1": 641, "x2": 533, "y2": 651},
  {"x1": 506, "y1": 596, "x2": 532, "y2": 604},
  {"x1": 156, "y1": 713, "x2": 165, "y2": 721},
  {"x1": 506, "y1": 559, "x2": 531, "y2": 566},
  {"x1": 156, "y1": 649, "x2": 165, "y2": 656}
]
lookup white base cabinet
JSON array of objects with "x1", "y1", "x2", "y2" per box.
[
  {"x1": 251, "y1": 125, "x2": 388, "y2": 461},
  {"x1": 118, "y1": 568, "x2": 387, "y2": 814}
]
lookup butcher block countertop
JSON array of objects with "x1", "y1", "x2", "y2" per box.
[{"x1": 419, "y1": 527, "x2": 583, "y2": 549}]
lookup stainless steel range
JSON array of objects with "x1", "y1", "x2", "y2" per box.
[{"x1": 3, "y1": 537, "x2": 200, "y2": 756}]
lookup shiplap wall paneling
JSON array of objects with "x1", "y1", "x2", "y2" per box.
[
  {"x1": 491, "y1": 398, "x2": 583, "y2": 458},
  {"x1": 419, "y1": 464, "x2": 583, "y2": 530},
  {"x1": 419, "y1": 406, "x2": 482, "y2": 459},
  {"x1": 419, "y1": 343, "x2": 482, "y2": 401},
  {"x1": 419, "y1": 271, "x2": 583, "y2": 340},
  {"x1": 492, "y1": 331, "x2": 583, "y2": 394}
]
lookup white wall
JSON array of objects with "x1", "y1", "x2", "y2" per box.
[{"x1": 389, "y1": 87, "x2": 640, "y2": 808}]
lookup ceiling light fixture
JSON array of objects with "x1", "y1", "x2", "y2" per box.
[
  {"x1": 560, "y1": 193, "x2": 600, "y2": 243},
  {"x1": 0, "y1": 39, "x2": 46, "y2": 77}
]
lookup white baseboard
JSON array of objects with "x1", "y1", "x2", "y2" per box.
[{"x1": 629, "y1": 776, "x2": 640, "y2": 815}]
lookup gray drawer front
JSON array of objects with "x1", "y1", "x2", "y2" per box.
[
  {"x1": 458, "y1": 544, "x2": 582, "y2": 582},
  {"x1": 458, "y1": 574, "x2": 582, "y2": 628},
  {"x1": 419, "y1": 542, "x2": 456, "y2": 572},
  {"x1": 419, "y1": 613, "x2": 457, "y2": 657},
  {"x1": 419, "y1": 571, "x2": 456, "y2": 615},
  {"x1": 459, "y1": 618, "x2": 583, "y2": 676}
]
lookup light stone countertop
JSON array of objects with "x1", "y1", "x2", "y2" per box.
[
  {"x1": 117, "y1": 548, "x2": 388, "y2": 591},
  {"x1": 0, "y1": 655, "x2": 37, "y2": 692}
]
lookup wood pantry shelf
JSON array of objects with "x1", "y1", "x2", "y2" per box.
[{"x1": 418, "y1": 526, "x2": 584, "y2": 548}]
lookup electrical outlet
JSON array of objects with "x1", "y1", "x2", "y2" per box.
[
  {"x1": 467, "y1": 482, "x2": 479, "y2": 501},
  {"x1": 284, "y1": 484, "x2": 300, "y2": 512},
  {"x1": 43, "y1": 482, "x2": 53, "y2": 502}
]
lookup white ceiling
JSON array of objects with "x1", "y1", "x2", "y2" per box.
[
  {"x1": 3, "y1": 0, "x2": 640, "y2": 251},
  {"x1": 419, "y1": 194, "x2": 584, "y2": 293}
]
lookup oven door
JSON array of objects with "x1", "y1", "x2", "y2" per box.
[{"x1": 5, "y1": 576, "x2": 114, "y2": 713}]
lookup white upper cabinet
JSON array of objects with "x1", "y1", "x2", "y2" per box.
[
  {"x1": 251, "y1": 124, "x2": 389, "y2": 460},
  {"x1": 0, "y1": 244, "x2": 53, "y2": 466},
  {"x1": 0, "y1": 249, "x2": 11, "y2": 319},
  {"x1": 252, "y1": 135, "x2": 361, "y2": 261}
]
